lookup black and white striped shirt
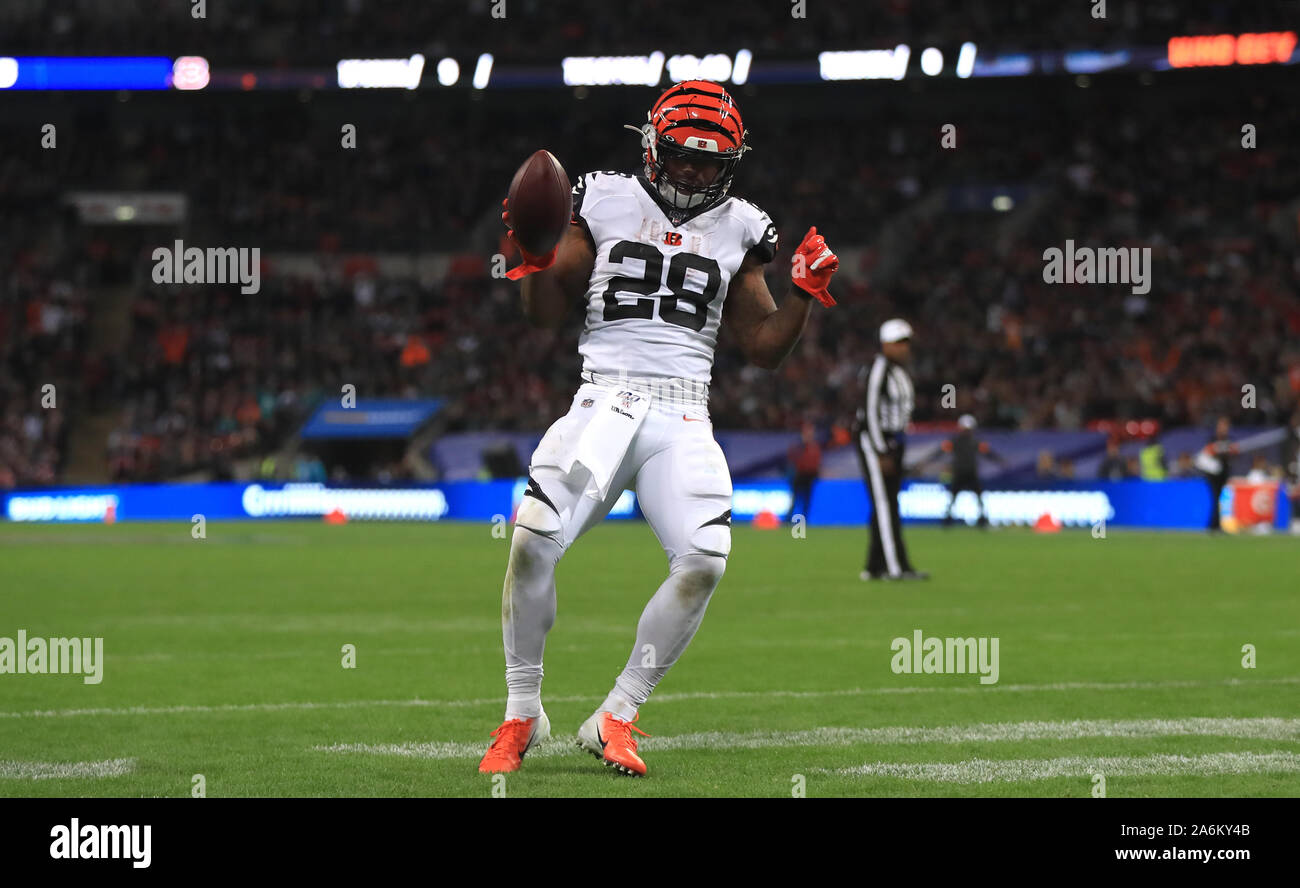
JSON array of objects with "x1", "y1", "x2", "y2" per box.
[{"x1": 858, "y1": 354, "x2": 914, "y2": 453}]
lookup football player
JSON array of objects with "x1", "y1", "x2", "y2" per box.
[{"x1": 479, "y1": 80, "x2": 840, "y2": 776}]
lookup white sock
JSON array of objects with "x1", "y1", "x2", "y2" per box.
[
  {"x1": 501, "y1": 526, "x2": 563, "y2": 721},
  {"x1": 505, "y1": 668, "x2": 543, "y2": 721},
  {"x1": 598, "y1": 690, "x2": 638, "y2": 722}
]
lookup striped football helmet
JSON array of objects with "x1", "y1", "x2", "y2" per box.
[{"x1": 625, "y1": 80, "x2": 750, "y2": 214}]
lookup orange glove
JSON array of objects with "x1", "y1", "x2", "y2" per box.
[
  {"x1": 501, "y1": 198, "x2": 558, "y2": 280},
  {"x1": 790, "y1": 225, "x2": 838, "y2": 307}
]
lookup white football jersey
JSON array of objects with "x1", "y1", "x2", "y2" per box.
[{"x1": 570, "y1": 170, "x2": 777, "y2": 385}]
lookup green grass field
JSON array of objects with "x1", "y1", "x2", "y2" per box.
[{"x1": 1, "y1": 520, "x2": 1297, "y2": 797}]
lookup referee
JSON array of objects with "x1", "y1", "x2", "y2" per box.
[{"x1": 855, "y1": 319, "x2": 928, "y2": 581}]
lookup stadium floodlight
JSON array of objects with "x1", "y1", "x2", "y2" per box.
[
  {"x1": 956, "y1": 42, "x2": 977, "y2": 78},
  {"x1": 336, "y1": 53, "x2": 425, "y2": 89},
  {"x1": 818, "y1": 46, "x2": 910, "y2": 81},
  {"x1": 472, "y1": 53, "x2": 493, "y2": 89},
  {"x1": 732, "y1": 49, "x2": 752, "y2": 84},
  {"x1": 562, "y1": 52, "x2": 665, "y2": 86},
  {"x1": 436, "y1": 57, "x2": 459, "y2": 86},
  {"x1": 666, "y1": 53, "x2": 734, "y2": 83},
  {"x1": 920, "y1": 47, "x2": 943, "y2": 76}
]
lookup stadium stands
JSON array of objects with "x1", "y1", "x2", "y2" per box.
[{"x1": 0, "y1": 44, "x2": 1296, "y2": 486}]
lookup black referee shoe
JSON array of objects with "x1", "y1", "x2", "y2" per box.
[{"x1": 860, "y1": 571, "x2": 912, "y2": 581}]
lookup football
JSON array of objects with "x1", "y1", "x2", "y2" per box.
[{"x1": 506, "y1": 149, "x2": 572, "y2": 256}]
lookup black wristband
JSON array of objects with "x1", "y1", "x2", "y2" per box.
[{"x1": 791, "y1": 285, "x2": 814, "y2": 301}]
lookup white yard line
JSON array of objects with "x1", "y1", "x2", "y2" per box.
[
  {"x1": 0, "y1": 757, "x2": 136, "y2": 780},
  {"x1": 101, "y1": 628, "x2": 1300, "y2": 661},
  {"x1": 825, "y1": 751, "x2": 1300, "y2": 783},
  {"x1": 314, "y1": 717, "x2": 1300, "y2": 761},
  {"x1": 2, "y1": 676, "x2": 1296, "y2": 720}
]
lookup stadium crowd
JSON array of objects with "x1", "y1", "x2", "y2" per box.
[
  {"x1": 0, "y1": 212, "x2": 123, "y2": 487},
  {"x1": 1, "y1": 60, "x2": 1296, "y2": 485}
]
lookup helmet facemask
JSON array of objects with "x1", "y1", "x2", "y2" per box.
[{"x1": 649, "y1": 138, "x2": 741, "y2": 211}]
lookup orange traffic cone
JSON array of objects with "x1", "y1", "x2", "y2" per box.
[
  {"x1": 1033, "y1": 512, "x2": 1062, "y2": 533},
  {"x1": 753, "y1": 509, "x2": 781, "y2": 530},
  {"x1": 103, "y1": 503, "x2": 116, "y2": 524},
  {"x1": 324, "y1": 508, "x2": 347, "y2": 524}
]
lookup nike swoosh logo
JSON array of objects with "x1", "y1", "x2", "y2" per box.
[
  {"x1": 683, "y1": 414, "x2": 707, "y2": 422},
  {"x1": 596, "y1": 726, "x2": 608, "y2": 750}
]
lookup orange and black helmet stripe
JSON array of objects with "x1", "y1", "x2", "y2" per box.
[{"x1": 649, "y1": 80, "x2": 746, "y2": 153}]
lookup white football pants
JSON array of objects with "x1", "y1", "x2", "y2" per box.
[{"x1": 500, "y1": 380, "x2": 732, "y2": 722}]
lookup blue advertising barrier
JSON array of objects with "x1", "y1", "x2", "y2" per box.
[
  {"x1": 645, "y1": 478, "x2": 1217, "y2": 529},
  {"x1": 2, "y1": 479, "x2": 621, "y2": 524},
  {"x1": 808, "y1": 478, "x2": 1212, "y2": 529},
  {"x1": 0, "y1": 477, "x2": 1280, "y2": 530},
  {"x1": 1, "y1": 57, "x2": 175, "y2": 90}
]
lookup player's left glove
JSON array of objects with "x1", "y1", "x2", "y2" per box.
[
  {"x1": 790, "y1": 226, "x2": 839, "y2": 307},
  {"x1": 501, "y1": 198, "x2": 558, "y2": 281}
]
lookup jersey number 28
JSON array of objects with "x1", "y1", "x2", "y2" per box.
[{"x1": 600, "y1": 240, "x2": 722, "y2": 333}]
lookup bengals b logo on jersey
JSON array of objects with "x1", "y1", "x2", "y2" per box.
[{"x1": 663, "y1": 232, "x2": 683, "y2": 246}]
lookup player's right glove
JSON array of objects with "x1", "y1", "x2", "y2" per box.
[
  {"x1": 501, "y1": 198, "x2": 558, "y2": 280},
  {"x1": 791, "y1": 226, "x2": 839, "y2": 307}
]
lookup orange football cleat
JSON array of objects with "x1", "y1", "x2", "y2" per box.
[
  {"x1": 577, "y1": 711, "x2": 650, "y2": 777},
  {"x1": 478, "y1": 711, "x2": 550, "y2": 774}
]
